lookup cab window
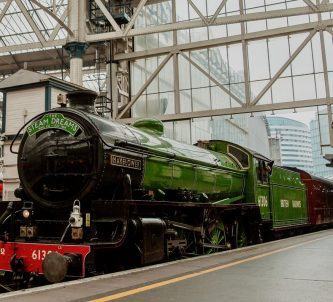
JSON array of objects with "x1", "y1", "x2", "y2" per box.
[
  {"x1": 256, "y1": 158, "x2": 271, "y2": 184},
  {"x1": 227, "y1": 145, "x2": 249, "y2": 169}
]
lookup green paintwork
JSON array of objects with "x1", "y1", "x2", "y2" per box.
[
  {"x1": 195, "y1": 139, "x2": 308, "y2": 229},
  {"x1": 246, "y1": 147, "x2": 307, "y2": 228},
  {"x1": 213, "y1": 195, "x2": 245, "y2": 205},
  {"x1": 132, "y1": 119, "x2": 165, "y2": 136},
  {"x1": 250, "y1": 157, "x2": 271, "y2": 221},
  {"x1": 84, "y1": 114, "x2": 310, "y2": 230},
  {"x1": 27, "y1": 113, "x2": 81, "y2": 137},
  {"x1": 129, "y1": 124, "x2": 245, "y2": 199},
  {"x1": 129, "y1": 124, "x2": 309, "y2": 229},
  {"x1": 255, "y1": 184, "x2": 271, "y2": 221},
  {"x1": 269, "y1": 166, "x2": 307, "y2": 228}
]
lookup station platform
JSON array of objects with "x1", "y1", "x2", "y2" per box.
[{"x1": 1, "y1": 229, "x2": 333, "y2": 302}]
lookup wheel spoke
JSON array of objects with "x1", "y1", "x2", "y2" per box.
[
  {"x1": 236, "y1": 222, "x2": 247, "y2": 248},
  {"x1": 205, "y1": 221, "x2": 226, "y2": 254}
]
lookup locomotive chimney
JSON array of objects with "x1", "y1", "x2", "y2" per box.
[{"x1": 67, "y1": 90, "x2": 98, "y2": 113}]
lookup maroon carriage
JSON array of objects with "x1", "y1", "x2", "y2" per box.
[{"x1": 290, "y1": 168, "x2": 333, "y2": 226}]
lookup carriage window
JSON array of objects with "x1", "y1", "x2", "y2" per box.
[
  {"x1": 227, "y1": 145, "x2": 249, "y2": 169},
  {"x1": 256, "y1": 159, "x2": 271, "y2": 184}
]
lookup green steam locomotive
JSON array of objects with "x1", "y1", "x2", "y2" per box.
[{"x1": 0, "y1": 91, "x2": 326, "y2": 287}]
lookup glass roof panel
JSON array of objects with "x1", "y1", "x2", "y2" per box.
[{"x1": 0, "y1": 0, "x2": 67, "y2": 56}]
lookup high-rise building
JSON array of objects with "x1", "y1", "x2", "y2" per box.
[
  {"x1": 211, "y1": 116, "x2": 271, "y2": 158},
  {"x1": 267, "y1": 117, "x2": 313, "y2": 173},
  {"x1": 309, "y1": 116, "x2": 333, "y2": 179}
]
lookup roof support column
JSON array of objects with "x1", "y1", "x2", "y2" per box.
[
  {"x1": 111, "y1": 61, "x2": 118, "y2": 119},
  {"x1": 64, "y1": 0, "x2": 88, "y2": 86},
  {"x1": 64, "y1": 42, "x2": 88, "y2": 86},
  {"x1": 105, "y1": 42, "x2": 119, "y2": 119},
  {"x1": 172, "y1": 0, "x2": 180, "y2": 115}
]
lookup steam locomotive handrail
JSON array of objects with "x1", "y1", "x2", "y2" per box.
[
  {"x1": 113, "y1": 140, "x2": 244, "y2": 173},
  {"x1": 10, "y1": 111, "x2": 51, "y2": 155},
  {"x1": 93, "y1": 199, "x2": 259, "y2": 209},
  {"x1": 0, "y1": 202, "x2": 13, "y2": 226},
  {"x1": 24, "y1": 136, "x2": 94, "y2": 156},
  {"x1": 9, "y1": 108, "x2": 100, "y2": 155}
]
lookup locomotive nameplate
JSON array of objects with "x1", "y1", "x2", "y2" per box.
[
  {"x1": 110, "y1": 154, "x2": 141, "y2": 170},
  {"x1": 27, "y1": 113, "x2": 81, "y2": 137}
]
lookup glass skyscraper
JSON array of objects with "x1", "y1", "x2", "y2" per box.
[{"x1": 267, "y1": 117, "x2": 313, "y2": 172}]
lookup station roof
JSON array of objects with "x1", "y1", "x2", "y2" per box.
[
  {"x1": 0, "y1": 47, "x2": 97, "y2": 76},
  {"x1": 0, "y1": 0, "x2": 98, "y2": 76}
]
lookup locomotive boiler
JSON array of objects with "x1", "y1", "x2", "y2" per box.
[{"x1": 17, "y1": 92, "x2": 245, "y2": 210}]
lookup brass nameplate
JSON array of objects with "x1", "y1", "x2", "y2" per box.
[{"x1": 110, "y1": 155, "x2": 141, "y2": 170}]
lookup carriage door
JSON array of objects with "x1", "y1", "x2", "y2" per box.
[{"x1": 255, "y1": 158, "x2": 272, "y2": 221}]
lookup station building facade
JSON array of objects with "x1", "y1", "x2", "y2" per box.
[{"x1": 267, "y1": 117, "x2": 313, "y2": 173}]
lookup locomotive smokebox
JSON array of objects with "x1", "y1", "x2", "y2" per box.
[
  {"x1": 42, "y1": 252, "x2": 81, "y2": 283},
  {"x1": 18, "y1": 104, "x2": 106, "y2": 210},
  {"x1": 67, "y1": 90, "x2": 98, "y2": 113}
]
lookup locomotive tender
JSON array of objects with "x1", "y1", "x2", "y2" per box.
[{"x1": 0, "y1": 90, "x2": 332, "y2": 288}]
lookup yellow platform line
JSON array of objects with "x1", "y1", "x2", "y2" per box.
[{"x1": 90, "y1": 235, "x2": 328, "y2": 302}]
